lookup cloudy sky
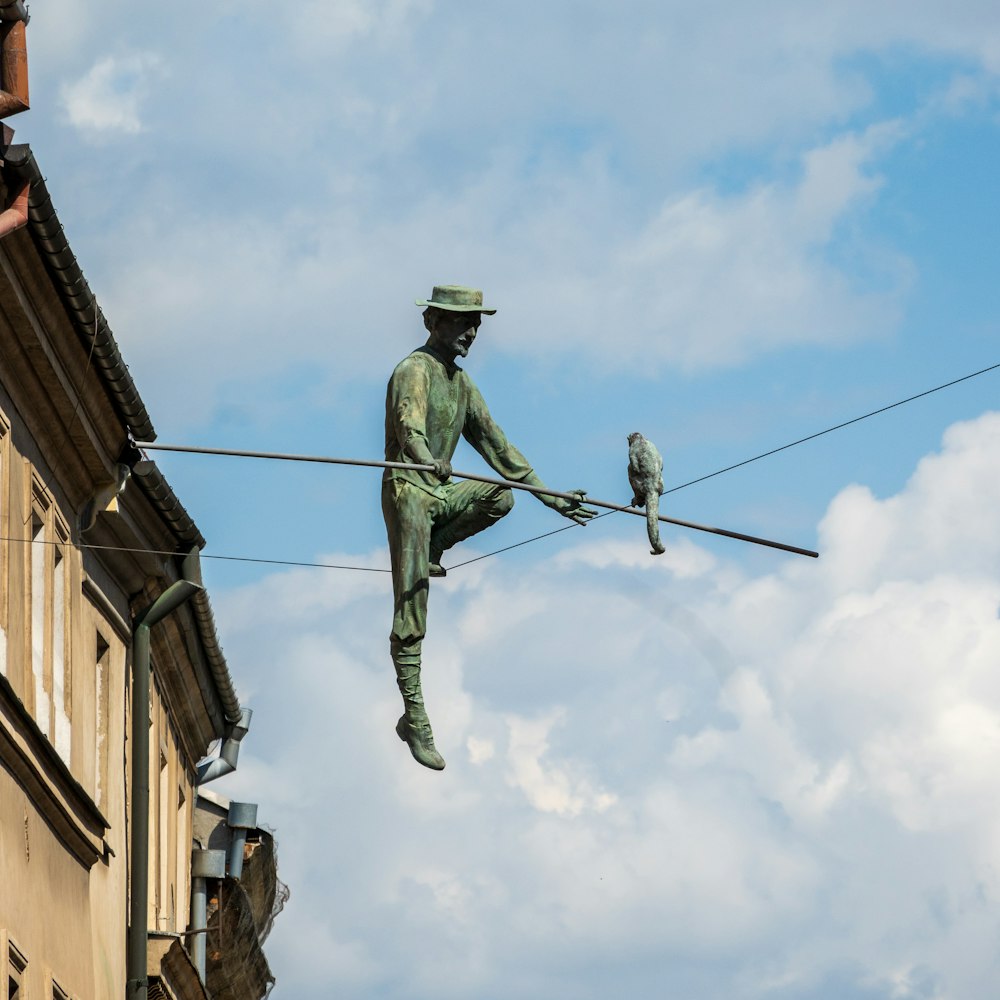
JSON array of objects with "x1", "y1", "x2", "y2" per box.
[{"x1": 24, "y1": 2, "x2": 1000, "y2": 997}]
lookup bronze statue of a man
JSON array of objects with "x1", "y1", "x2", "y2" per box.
[{"x1": 383, "y1": 285, "x2": 596, "y2": 770}]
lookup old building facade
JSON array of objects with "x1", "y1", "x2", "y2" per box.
[{"x1": 0, "y1": 10, "x2": 281, "y2": 1000}]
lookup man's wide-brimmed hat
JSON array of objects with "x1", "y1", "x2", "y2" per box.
[{"x1": 415, "y1": 285, "x2": 496, "y2": 315}]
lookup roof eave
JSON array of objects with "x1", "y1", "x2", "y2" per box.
[{"x1": 2, "y1": 143, "x2": 157, "y2": 442}]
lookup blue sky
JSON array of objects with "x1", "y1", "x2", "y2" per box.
[{"x1": 25, "y1": 2, "x2": 1000, "y2": 997}]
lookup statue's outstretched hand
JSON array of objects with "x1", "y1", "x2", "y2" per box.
[{"x1": 544, "y1": 489, "x2": 598, "y2": 525}]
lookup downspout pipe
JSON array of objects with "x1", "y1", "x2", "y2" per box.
[
  {"x1": 226, "y1": 801, "x2": 258, "y2": 880},
  {"x1": 196, "y1": 706, "x2": 252, "y2": 785},
  {"x1": 126, "y1": 546, "x2": 204, "y2": 1000},
  {"x1": 189, "y1": 849, "x2": 226, "y2": 984}
]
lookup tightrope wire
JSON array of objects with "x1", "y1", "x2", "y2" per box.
[{"x1": 12, "y1": 361, "x2": 996, "y2": 573}]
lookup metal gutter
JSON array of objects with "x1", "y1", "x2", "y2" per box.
[
  {"x1": 131, "y1": 461, "x2": 206, "y2": 550},
  {"x1": 1, "y1": 143, "x2": 156, "y2": 441},
  {"x1": 189, "y1": 593, "x2": 242, "y2": 726},
  {"x1": 130, "y1": 462, "x2": 242, "y2": 726}
]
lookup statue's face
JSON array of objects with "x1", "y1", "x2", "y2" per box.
[{"x1": 429, "y1": 310, "x2": 481, "y2": 358}]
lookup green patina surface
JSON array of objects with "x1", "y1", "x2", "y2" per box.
[{"x1": 382, "y1": 286, "x2": 596, "y2": 770}]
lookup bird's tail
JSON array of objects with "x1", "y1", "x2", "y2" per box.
[{"x1": 646, "y1": 491, "x2": 665, "y2": 555}]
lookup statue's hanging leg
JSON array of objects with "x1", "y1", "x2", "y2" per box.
[
  {"x1": 390, "y1": 644, "x2": 445, "y2": 771},
  {"x1": 383, "y1": 481, "x2": 446, "y2": 770}
]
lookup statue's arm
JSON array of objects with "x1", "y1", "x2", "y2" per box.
[
  {"x1": 462, "y1": 380, "x2": 532, "y2": 480},
  {"x1": 389, "y1": 362, "x2": 450, "y2": 478},
  {"x1": 463, "y1": 382, "x2": 596, "y2": 524}
]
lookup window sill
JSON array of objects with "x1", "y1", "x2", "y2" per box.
[{"x1": 0, "y1": 671, "x2": 108, "y2": 868}]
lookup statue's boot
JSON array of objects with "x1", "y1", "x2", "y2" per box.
[
  {"x1": 429, "y1": 486, "x2": 514, "y2": 578},
  {"x1": 394, "y1": 662, "x2": 446, "y2": 770}
]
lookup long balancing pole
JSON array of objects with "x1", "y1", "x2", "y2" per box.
[{"x1": 134, "y1": 442, "x2": 819, "y2": 559}]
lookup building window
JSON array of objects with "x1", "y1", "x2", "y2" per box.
[
  {"x1": 158, "y1": 746, "x2": 169, "y2": 927},
  {"x1": 176, "y1": 783, "x2": 189, "y2": 935},
  {"x1": 8, "y1": 940, "x2": 26, "y2": 1000},
  {"x1": 51, "y1": 528, "x2": 70, "y2": 763},
  {"x1": 27, "y1": 483, "x2": 72, "y2": 764},
  {"x1": 94, "y1": 633, "x2": 110, "y2": 810},
  {"x1": 30, "y1": 507, "x2": 46, "y2": 722}
]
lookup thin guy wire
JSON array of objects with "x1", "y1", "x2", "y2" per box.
[
  {"x1": 32, "y1": 359, "x2": 991, "y2": 575},
  {"x1": 451, "y1": 360, "x2": 1000, "y2": 568},
  {"x1": 448, "y1": 515, "x2": 611, "y2": 570},
  {"x1": 0, "y1": 534, "x2": 391, "y2": 574},
  {"x1": 662, "y1": 361, "x2": 1000, "y2": 495}
]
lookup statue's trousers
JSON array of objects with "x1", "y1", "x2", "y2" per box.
[{"x1": 382, "y1": 478, "x2": 514, "y2": 668}]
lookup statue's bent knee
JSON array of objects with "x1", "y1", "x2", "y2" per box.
[{"x1": 487, "y1": 486, "x2": 514, "y2": 517}]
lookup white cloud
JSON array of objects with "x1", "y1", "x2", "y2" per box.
[
  {"x1": 212, "y1": 410, "x2": 1000, "y2": 998},
  {"x1": 504, "y1": 710, "x2": 616, "y2": 816},
  {"x1": 59, "y1": 53, "x2": 163, "y2": 136},
  {"x1": 285, "y1": 0, "x2": 433, "y2": 54},
  {"x1": 23, "y1": 0, "x2": 1000, "y2": 428},
  {"x1": 495, "y1": 121, "x2": 914, "y2": 372},
  {"x1": 89, "y1": 121, "x2": 913, "y2": 430}
]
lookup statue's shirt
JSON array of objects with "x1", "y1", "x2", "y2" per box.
[{"x1": 384, "y1": 346, "x2": 533, "y2": 498}]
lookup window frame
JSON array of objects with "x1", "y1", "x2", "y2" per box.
[
  {"x1": 7, "y1": 937, "x2": 27, "y2": 1000},
  {"x1": 25, "y1": 475, "x2": 72, "y2": 763}
]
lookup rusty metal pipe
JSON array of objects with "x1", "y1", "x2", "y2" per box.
[{"x1": 0, "y1": 181, "x2": 28, "y2": 239}]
